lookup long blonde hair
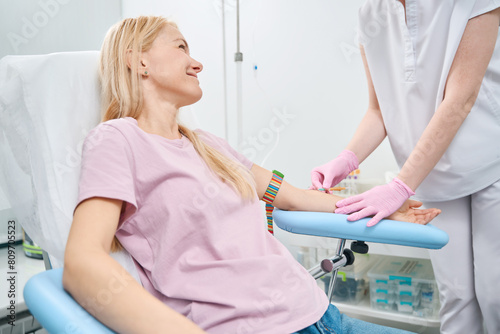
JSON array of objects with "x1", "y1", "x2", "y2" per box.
[{"x1": 99, "y1": 16, "x2": 256, "y2": 251}]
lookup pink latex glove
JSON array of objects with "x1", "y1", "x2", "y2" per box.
[
  {"x1": 310, "y1": 150, "x2": 359, "y2": 191},
  {"x1": 335, "y1": 177, "x2": 415, "y2": 227}
]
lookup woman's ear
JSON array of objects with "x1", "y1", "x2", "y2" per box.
[
  {"x1": 125, "y1": 49, "x2": 148, "y2": 76},
  {"x1": 139, "y1": 60, "x2": 148, "y2": 76}
]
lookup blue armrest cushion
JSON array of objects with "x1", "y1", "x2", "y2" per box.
[
  {"x1": 272, "y1": 210, "x2": 448, "y2": 249},
  {"x1": 23, "y1": 268, "x2": 117, "y2": 334}
]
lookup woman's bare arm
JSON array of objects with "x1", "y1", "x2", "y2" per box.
[
  {"x1": 251, "y1": 164, "x2": 439, "y2": 224},
  {"x1": 63, "y1": 197, "x2": 206, "y2": 334}
]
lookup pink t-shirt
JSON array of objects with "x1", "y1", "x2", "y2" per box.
[{"x1": 77, "y1": 117, "x2": 328, "y2": 334}]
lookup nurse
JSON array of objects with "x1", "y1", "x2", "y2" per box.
[{"x1": 311, "y1": 1, "x2": 500, "y2": 333}]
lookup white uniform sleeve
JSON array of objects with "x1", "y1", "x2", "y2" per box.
[
  {"x1": 357, "y1": 7, "x2": 364, "y2": 46},
  {"x1": 357, "y1": 2, "x2": 372, "y2": 46},
  {"x1": 470, "y1": 0, "x2": 500, "y2": 20}
]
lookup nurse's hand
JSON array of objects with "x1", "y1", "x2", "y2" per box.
[
  {"x1": 387, "y1": 200, "x2": 441, "y2": 225},
  {"x1": 310, "y1": 150, "x2": 358, "y2": 192},
  {"x1": 335, "y1": 177, "x2": 415, "y2": 227}
]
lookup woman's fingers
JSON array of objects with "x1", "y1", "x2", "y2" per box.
[
  {"x1": 413, "y1": 208, "x2": 441, "y2": 224},
  {"x1": 407, "y1": 199, "x2": 423, "y2": 209}
]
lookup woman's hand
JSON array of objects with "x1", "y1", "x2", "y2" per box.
[{"x1": 387, "y1": 199, "x2": 441, "y2": 225}]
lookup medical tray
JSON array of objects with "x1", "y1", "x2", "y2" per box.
[{"x1": 368, "y1": 256, "x2": 440, "y2": 318}]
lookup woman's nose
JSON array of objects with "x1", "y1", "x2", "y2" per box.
[{"x1": 192, "y1": 59, "x2": 203, "y2": 73}]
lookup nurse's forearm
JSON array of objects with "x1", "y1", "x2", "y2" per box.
[
  {"x1": 347, "y1": 46, "x2": 387, "y2": 164},
  {"x1": 397, "y1": 99, "x2": 471, "y2": 190},
  {"x1": 345, "y1": 106, "x2": 386, "y2": 164},
  {"x1": 397, "y1": 8, "x2": 499, "y2": 191}
]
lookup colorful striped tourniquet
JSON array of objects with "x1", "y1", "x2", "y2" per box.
[{"x1": 262, "y1": 170, "x2": 284, "y2": 234}]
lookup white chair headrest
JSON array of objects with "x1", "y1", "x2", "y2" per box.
[{"x1": 0, "y1": 51, "x2": 102, "y2": 266}]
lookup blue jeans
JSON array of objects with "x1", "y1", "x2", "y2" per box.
[{"x1": 293, "y1": 304, "x2": 415, "y2": 334}]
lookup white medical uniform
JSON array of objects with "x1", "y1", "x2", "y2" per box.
[{"x1": 358, "y1": 0, "x2": 500, "y2": 333}]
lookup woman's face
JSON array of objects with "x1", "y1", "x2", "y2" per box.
[{"x1": 142, "y1": 24, "x2": 203, "y2": 108}]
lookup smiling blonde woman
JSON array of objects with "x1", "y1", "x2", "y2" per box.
[{"x1": 63, "y1": 16, "x2": 439, "y2": 334}]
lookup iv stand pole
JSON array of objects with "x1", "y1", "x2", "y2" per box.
[
  {"x1": 221, "y1": 0, "x2": 229, "y2": 141},
  {"x1": 235, "y1": 0, "x2": 243, "y2": 148}
]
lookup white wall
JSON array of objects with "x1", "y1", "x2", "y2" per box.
[
  {"x1": 122, "y1": 0, "x2": 399, "y2": 189},
  {"x1": 0, "y1": 0, "x2": 399, "y2": 215},
  {"x1": 0, "y1": 0, "x2": 122, "y2": 234},
  {"x1": 0, "y1": 0, "x2": 122, "y2": 58}
]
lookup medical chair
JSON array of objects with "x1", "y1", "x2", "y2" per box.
[{"x1": 0, "y1": 52, "x2": 448, "y2": 334}]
